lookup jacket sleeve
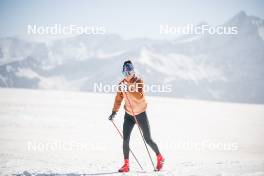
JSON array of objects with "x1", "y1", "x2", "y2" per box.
[
  {"x1": 112, "y1": 91, "x2": 124, "y2": 112},
  {"x1": 130, "y1": 79, "x2": 144, "y2": 100}
]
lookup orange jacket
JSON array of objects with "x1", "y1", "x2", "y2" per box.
[{"x1": 112, "y1": 76, "x2": 147, "y2": 116}]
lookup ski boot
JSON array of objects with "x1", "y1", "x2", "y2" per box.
[
  {"x1": 156, "y1": 154, "x2": 165, "y2": 171},
  {"x1": 118, "y1": 159, "x2": 129, "y2": 172}
]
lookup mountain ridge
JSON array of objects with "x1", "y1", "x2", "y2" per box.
[{"x1": 0, "y1": 11, "x2": 264, "y2": 103}]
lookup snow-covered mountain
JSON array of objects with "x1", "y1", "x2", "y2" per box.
[{"x1": 0, "y1": 11, "x2": 264, "y2": 103}]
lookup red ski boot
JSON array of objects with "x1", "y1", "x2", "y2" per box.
[
  {"x1": 156, "y1": 154, "x2": 165, "y2": 171},
  {"x1": 118, "y1": 159, "x2": 129, "y2": 172}
]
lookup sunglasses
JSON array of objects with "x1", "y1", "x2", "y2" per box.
[{"x1": 122, "y1": 63, "x2": 134, "y2": 77}]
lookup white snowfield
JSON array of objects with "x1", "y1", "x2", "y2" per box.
[{"x1": 0, "y1": 88, "x2": 264, "y2": 176}]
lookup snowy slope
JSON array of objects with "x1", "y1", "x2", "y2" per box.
[{"x1": 0, "y1": 88, "x2": 264, "y2": 175}]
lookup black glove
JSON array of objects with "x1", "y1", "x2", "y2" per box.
[{"x1": 108, "y1": 111, "x2": 117, "y2": 121}]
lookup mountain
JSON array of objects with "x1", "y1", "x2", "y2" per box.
[{"x1": 0, "y1": 11, "x2": 264, "y2": 103}]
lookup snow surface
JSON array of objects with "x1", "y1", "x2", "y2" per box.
[{"x1": 0, "y1": 88, "x2": 264, "y2": 176}]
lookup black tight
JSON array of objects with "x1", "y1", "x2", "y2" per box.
[{"x1": 123, "y1": 111, "x2": 160, "y2": 159}]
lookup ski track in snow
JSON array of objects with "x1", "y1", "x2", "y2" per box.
[{"x1": 0, "y1": 88, "x2": 264, "y2": 176}]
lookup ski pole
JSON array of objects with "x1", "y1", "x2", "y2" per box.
[
  {"x1": 123, "y1": 91, "x2": 156, "y2": 171},
  {"x1": 110, "y1": 120, "x2": 144, "y2": 170}
]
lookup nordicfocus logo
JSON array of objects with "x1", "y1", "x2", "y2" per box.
[
  {"x1": 27, "y1": 140, "x2": 106, "y2": 152},
  {"x1": 27, "y1": 24, "x2": 106, "y2": 36},
  {"x1": 93, "y1": 83, "x2": 172, "y2": 93},
  {"x1": 160, "y1": 24, "x2": 238, "y2": 35}
]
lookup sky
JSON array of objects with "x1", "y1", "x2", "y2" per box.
[{"x1": 0, "y1": 0, "x2": 264, "y2": 40}]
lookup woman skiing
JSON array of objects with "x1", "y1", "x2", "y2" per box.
[{"x1": 108, "y1": 60, "x2": 164, "y2": 172}]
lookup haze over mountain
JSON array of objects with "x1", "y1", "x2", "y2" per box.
[{"x1": 0, "y1": 11, "x2": 264, "y2": 103}]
